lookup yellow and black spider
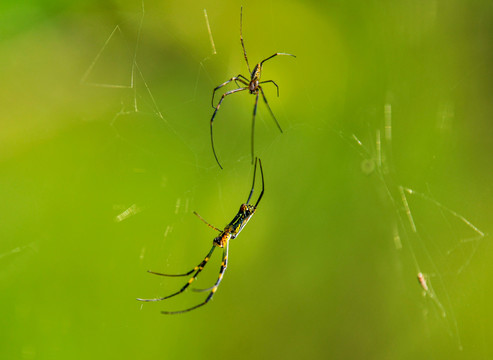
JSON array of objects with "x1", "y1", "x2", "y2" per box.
[
  {"x1": 137, "y1": 158, "x2": 264, "y2": 314},
  {"x1": 210, "y1": 7, "x2": 295, "y2": 169}
]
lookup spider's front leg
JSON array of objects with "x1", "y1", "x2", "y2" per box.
[
  {"x1": 210, "y1": 87, "x2": 248, "y2": 169},
  {"x1": 211, "y1": 75, "x2": 249, "y2": 108}
]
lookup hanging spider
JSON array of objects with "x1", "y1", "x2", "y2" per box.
[
  {"x1": 210, "y1": 7, "x2": 295, "y2": 169},
  {"x1": 137, "y1": 158, "x2": 264, "y2": 314}
]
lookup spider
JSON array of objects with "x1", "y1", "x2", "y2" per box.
[
  {"x1": 137, "y1": 158, "x2": 264, "y2": 314},
  {"x1": 210, "y1": 7, "x2": 295, "y2": 169}
]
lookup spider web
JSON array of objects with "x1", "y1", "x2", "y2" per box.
[
  {"x1": 80, "y1": 1, "x2": 292, "y2": 228},
  {"x1": 73, "y1": 1, "x2": 492, "y2": 358},
  {"x1": 79, "y1": 1, "x2": 235, "y2": 292},
  {"x1": 80, "y1": 0, "x2": 209, "y2": 219},
  {"x1": 341, "y1": 102, "x2": 487, "y2": 351},
  {"x1": 81, "y1": 2, "x2": 161, "y2": 230},
  {"x1": 5, "y1": 1, "x2": 492, "y2": 359}
]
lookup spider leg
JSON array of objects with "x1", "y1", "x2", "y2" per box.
[
  {"x1": 250, "y1": 92, "x2": 260, "y2": 164},
  {"x1": 136, "y1": 245, "x2": 216, "y2": 302},
  {"x1": 211, "y1": 87, "x2": 248, "y2": 169},
  {"x1": 193, "y1": 211, "x2": 221, "y2": 232},
  {"x1": 246, "y1": 157, "x2": 258, "y2": 203},
  {"x1": 245, "y1": 157, "x2": 264, "y2": 206},
  {"x1": 234, "y1": 74, "x2": 250, "y2": 90},
  {"x1": 259, "y1": 87, "x2": 283, "y2": 133},
  {"x1": 259, "y1": 80, "x2": 279, "y2": 97},
  {"x1": 254, "y1": 158, "x2": 264, "y2": 208},
  {"x1": 162, "y1": 242, "x2": 229, "y2": 314},
  {"x1": 240, "y1": 7, "x2": 251, "y2": 74},
  {"x1": 212, "y1": 75, "x2": 248, "y2": 108},
  {"x1": 259, "y1": 52, "x2": 296, "y2": 67}
]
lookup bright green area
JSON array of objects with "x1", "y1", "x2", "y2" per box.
[{"x1": 1, "y1": 1, "x2": 492, "y2": 359}]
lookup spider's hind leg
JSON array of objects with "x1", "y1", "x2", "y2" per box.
[
  {"x1": 162, "y1": 242, "x2": 229, "y2": 314},
  {"x1": 136, "y1": 245, "x2": 217, "y2": 302}
]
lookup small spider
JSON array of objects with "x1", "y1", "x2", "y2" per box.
[
  {"x1": 417, "y1": 272, "x2": 429, "y2": 292},
  {"x1": 137, "y1": 158, "x2": 265, "y2": 314},
  {"x1": 210, "y1": 7, "x2": 295, "y2": 169}
]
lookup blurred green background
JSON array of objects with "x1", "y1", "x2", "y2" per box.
[{"x1": 1, "y1": 0, "x2": 492, "y2": 359}]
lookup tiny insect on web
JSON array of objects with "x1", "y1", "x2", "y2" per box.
[
  {"x1": 210, "y1": 7, "x2": 295, "y2": 169},
  {"x1": 137, "y1": 158, "x2": 265, "y2": 314}
]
